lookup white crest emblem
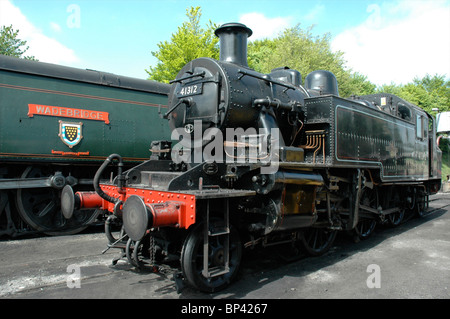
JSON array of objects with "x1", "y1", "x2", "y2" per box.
[{"x1": 59, "y1": 121, "x2": 83, "y2": 148}]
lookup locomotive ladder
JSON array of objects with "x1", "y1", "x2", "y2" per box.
[{"x1": 202, "y1": 198, "x2": 230, "y2": 278}]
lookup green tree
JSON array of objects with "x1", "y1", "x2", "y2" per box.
[
  {"x1": 376, "y1": 82, "x2": 403, "y2": 96},
  {"x1": 0, "y1": 25, "x2": 36, "y2": 60},
  {"x1": 247, "y1": 24, "x2": 374, "y2": 97},
  {"x1": 146, "y1": 7, "x2": 219, "y2": 83},
  {"x1": 347, "y1": 72, "x2": 377, "y2": 96},
  {"x1": 375, "y1": 74, "x2": 450, "y2": 113},
  {"x1": 248, "y1": 25, "x2": 346, "y2": 78},
  {"x1": 400, "y1": 74, "x2": 450, "y2": 113}
]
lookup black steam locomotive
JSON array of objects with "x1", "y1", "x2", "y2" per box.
[{"x1": 62, "y1": 23, "x2": 442, "y2": 292}]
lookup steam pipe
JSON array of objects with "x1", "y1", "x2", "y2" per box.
[
  {"x1": 257, "y1": 111, "x2": 285, "y2": 147},
  {"x1": 253, "y1": 97, "x2": 294, "y2": 111},
  {"x1": 94, "y1": 153, "x2": 123, "y2": 204}
]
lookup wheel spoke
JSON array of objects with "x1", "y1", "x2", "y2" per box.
[
  {"x1": 181, "y1": 221, "x2": 242, "y2": 292},
  {"x1": 301, "y1": 227, "x2": 337, "y2": 256},
  {"x1": 355, "y1": 187, "x2": 378, "y2": 240},
  {"x1": 312, "y1": 229, "x2": 319, "y2": 249},
  {"x1": 37, "y1": 200, "x2": 56, "y2": 218},
  {"x1": 15, "y1": 166, "x2": 95, "y2": 235}
]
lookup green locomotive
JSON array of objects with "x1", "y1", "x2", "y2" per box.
[{"x1": 0, "y1": 55, "x2": 170, "y2": 236}]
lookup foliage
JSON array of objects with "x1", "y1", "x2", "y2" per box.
[
  {"x1": 346, "y1": 72, "x2": 377, "y2": 96},
  {"x1": 0, "y1": 25, "x2": 36, "y2": 60},
  {"x1": 375, "y1": 74, "x2": 450, "y2": 113},
  {"x1": 146, "y1": 7, "x2": 219, "y2": 83},
  {"x1": 400, "y1": 74, "x2": 449, "y2": 113},
  {"x1": 247, "y1": 24, "x2": 376, "y2": 97}
]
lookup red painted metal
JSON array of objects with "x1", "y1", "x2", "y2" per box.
[
  {"x1": 76, "y1": 185, "x2": 196, "y2": 230},
  {"x1": 75, "y1": 191, "x2": 103, "y2": 208}
]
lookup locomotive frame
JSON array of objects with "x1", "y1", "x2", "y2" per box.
[{"x1": 63, "y1": 22, "x2": 442, "y2": 292}]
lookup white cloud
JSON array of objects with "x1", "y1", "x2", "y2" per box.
[
  {"x1": 331, "y1": 0, "x2": 450, "y2": 86},
  {"x1": 0, "y1": 0, "x2": 79, "y2": 64},
  {"x1": 239, "y1": 12, "x2": 292, "y2": 40}
]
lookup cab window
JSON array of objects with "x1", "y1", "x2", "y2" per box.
[
  {"x1": 416, "y1": 114, "x2": 428, "y2": 140},
  {"x1": 416, "y1": 114, "x2": 423, "y2": 139}
]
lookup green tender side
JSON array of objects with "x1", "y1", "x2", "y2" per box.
[{"x1": 0, "y1": 56, "x2": 172, "y2": 164}]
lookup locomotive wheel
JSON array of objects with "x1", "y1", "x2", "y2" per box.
[
  {"x1": 415, "y1": 195, "x2": 427, "y2": 217},
  {"x1": 181, "y1": 221, "x2": 242, "y2": 293},
  {"x1": 388, "y1": 209, "x2": 404, "y2": 226},
  {"x1": 300, "y1": 227, "x2": 337, "y2": 256},
  {"x1": 15, "y1": 166, "x2": 96, "y2": 235},
  {"x1": 387, "y1": 191, "x2": 404, "y2": 226},
  {"x1": 355, "y1": 219, "x2": 377, "y2": 240},
  {"x1": 355, "y1": 187, "x2": 378, "y2": 240}
]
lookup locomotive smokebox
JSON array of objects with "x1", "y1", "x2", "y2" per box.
[{"x1": 215, "y1": 22, "x2": 252, "y2": 67}]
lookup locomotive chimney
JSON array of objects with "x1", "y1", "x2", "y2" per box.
[{"x1": 215, "y1": 22, "x2": 252, "y2": 67}]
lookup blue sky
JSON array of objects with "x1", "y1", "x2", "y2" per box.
[{"x1": 1, "y1": 0, "x2": 449, "y2": 86}]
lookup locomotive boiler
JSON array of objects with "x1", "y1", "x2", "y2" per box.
[{"x1": 63, "y1": 23, "x2": 442, "y2": 292}]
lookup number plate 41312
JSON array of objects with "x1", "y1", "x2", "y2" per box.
[{"x1": 177, "y1": 83, "x2": 202, "y2": 97}]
